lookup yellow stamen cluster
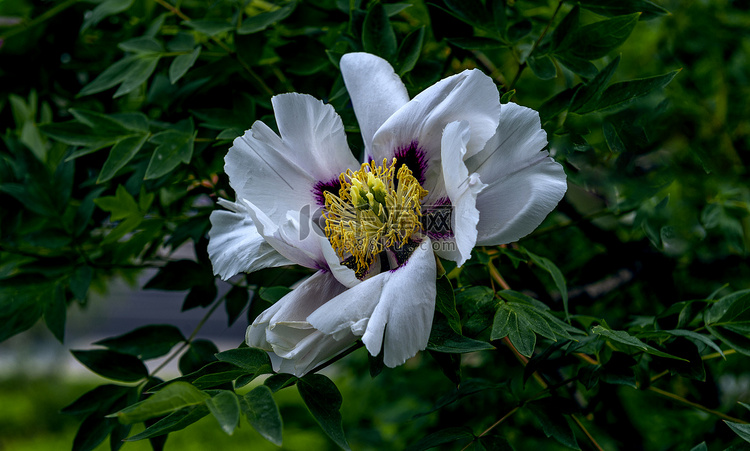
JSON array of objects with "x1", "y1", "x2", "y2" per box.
[{"x1": 324, "y1": 158, "x2": 428, "y2": 274}]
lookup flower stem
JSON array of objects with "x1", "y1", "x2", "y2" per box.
[
  {"x1": 571, "y1": 415, "x2": 605, "y2": 451},
  {"x1": 309, "y1": 341, "x2": 365, "y2": 375}
]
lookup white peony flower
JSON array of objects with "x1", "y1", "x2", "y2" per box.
[{"x1": 207, "y1": 52, "x2": 567, "y2": 376}]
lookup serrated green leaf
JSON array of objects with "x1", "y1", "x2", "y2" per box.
[
  {"x1": 113, "y1": 382, "x2": 210, "y2": 424},
  {"x1": 98, "y1": 134, "x2": 149, "y2": 183},
  {"x1": 169, "y1": 47, "x2": 201, "y2": 84},
  {"x1": 125, "y1": 405, "x2": 209, "y2": 441},
  {"x1": 237, "y1": 2, "x2": 296, "y2": 34},
  {"x1": 298, "y1": 374, "x2": 350, "y2": 450},
  {"x1": 94, "y1": 325, "x2": 185, "y2": 360},
  {"x1": 362, "y1": 2, "x2": 397, "y2": 61},
  {"x1": 242, "y1": 386, "x2": 283, "y2": 446},
  {"x1": 72, "y1": 349, "x2": 149, "y2": 382},
  {"x1": 205, "y1": 391, "x2": 240, "y2": 435}
]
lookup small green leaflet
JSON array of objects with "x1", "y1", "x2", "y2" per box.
[
  {"x1": 110, "y1": 382, "x2": 209, "y2": 424},
  {"x1": 591, "y1": 325, "x2": 687, "y2": 361}
]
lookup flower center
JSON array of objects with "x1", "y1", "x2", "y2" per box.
[{"x1": 323, "y1": 158, "x2": 428, "y2": 276}]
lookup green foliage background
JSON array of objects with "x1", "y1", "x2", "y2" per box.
[{"x1": 1, "y1": 0, "x2": 749, "y2": 450}]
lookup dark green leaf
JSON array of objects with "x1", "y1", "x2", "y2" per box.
[
  {"x1": 428, "y1": 314, "x2": 495, "y2": 353},
  {"x1": 507, "y1": 19, "x2": 532, "y2": 41},
  {"x1": 526, "y1": 251, "x2": 569, "y2": 320},
  {"x1": 118, "y1": 37, "x2": 164, "y2": 54},
  {"x1": 580, "y1": 70, "x2": 680, "y2": 113},
  {"x1": 555, "y1": 54, "x2": 598, "y2": 78},
  {"x1": 205, "y1": 390, "x2": 240, "y2": 435},
  {"x1": 528, "y1": 55, "x2": 557, "y2": 80},
  {"x1": 395, "y1": 27, "x2": 425, "y2": 76},
  {"x1": 145, "y1": 125, "x2": 195, "y2": 179},
  {"x1": 81, "y1": 0, "x2": 134, "y2": 31},
  {"x1": 61, "y1": 384, "x2": 134, "y2": 416},
  {"x1": 362, "y1": 3, "x2": 397, "y2": 61},
  {"x1": 71, "y1": 349, "x2": 149, "y2": 382},
  {"x1": 225, "y1": 286, "x2": 250, "y2": 326},
  {"x1": 446, "y1": 37, "x2": 505, "y2": 50},
  {"x1": 571, "y1": 55, "x2": 620, "y2": 112},
  {"x1": 179, "y1": 339, "x2": 219, "y2": 375},
  {"x1": 558, "y1": 14, "x2": 639, "y2": 60},
  {"x1": 578, "y1": 0, "x2": 669, "y2": 20},
  {"x1": 69, "y1": 109, "x2": 132, "y2": 135},
  {"x1": 725, "y1": 421, "x2": 750, "y2": 443},
  {"x1": 113, "y1": 382, "x2": 210, "y2": 424},
  {"x1": 125, "y1": 405, "x2": 209, "y2": 441},
  {"x1": 259, "y1": 286, "x2": 292, "y2": 303},
  {"x1": 73, "y1": 413, "x2": 118, "y2": 451},
  {"x1": 79, "y1": 57, "x2": 139, "y2": 97},
  {"x1": 215, "y1": 347, "x2": 273, "y2": 374},
  {"x1": 242, "y1": 385, "x2": 283, "y2": 446},
  {"x1": 405, "y1": 427, "x2": 474, "y2": 451},
  {"x1": 527, "y1": 401, "x2": 580, "y2": 450},
  {"x1": 94, "y1": 325, "x2": 185, "y2": 360},
  {"x1": 237, "y1": 2, "x2": 296, "y2": 34},
  {"x1": 500, "y1": 90, "x2": 515, "y2": 104},
  {"x1": 43, "y1": 285, "x2": 66, "y2": 343},
  {"x1": 113, "y1": 55, "x2": 161, "y2": 98},
  {"x1": 298, "y1": 374, "x2": 350, "y2": 450},
  {"x1": 169, "y1": 47, "x2": 201, "y2": 84},
  {"x1": 591, "y1": 325, "x2": 687, "y2": 360},
  {"x1": 435, "y1": 277, "x2": 461, "y2": 334},
  {"x1": 265, "y1": 373, "x2": 298, "y2": 392},
  {"x1": 602, "y1": 121, "x2": 626, "y2": 153},
  {"x1": 97, "y1": 134, "x2": 149, "y2": 183},
  {"x1": 539, "y1": 86, "x2": 579, "y2": 123},
  {"x1": 443, "y1": 0, "x2": 492, "y2": 29},
  {"x1": 185, "y1": 19, "x2": 234, "y2": 36}
]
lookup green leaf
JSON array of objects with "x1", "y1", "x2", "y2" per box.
[
  {"x1": 43, "y1": 285, "x2": 66, "y2": 343},
  {"x1": 602, "y1": 121, "x2": 626, "y2": 153},
  {"x1": 179, "y1": 339, "x2": 219, "y2": 375},
  {"x1": 555, "y1": 54, "x2": 598, "y2": 78},
  {"x1": 0, "y1": 278, "x2": 56, "y2": 342},
  {"x1": 237, "y1": 2, "x2": 296, "y2": 34},
  {"x1": 526, "y1": 251, "x2": 569, "y2": 320},
  {"x1": 73, "y1": 413, "x2": 118, "y2": 451},
  {"x1": 215, "y1": 347, "x2": 273, "y2": 375},
  {"x1": 577, "y1": 0, "x2": 669, "y2": 20},
  {"x1": 20, "y1": 121, "x2": 46, "y2": 162},
  {"x1": 405, "y1": 427, "x2": 474, "y2": 451},
  {"x1": 118, "y1": 37, "x2": 164, "y2": 54},
  {"x1": 242, "y1": 385, "x2": 283, "y2": 446},
  {"x1": 571, "y1": 55, "x2": 620, "y2": 112},
  {"x1": 113, "y1": 55, "x2": 161, "y2": 98},
  {"x1": 125, "y1": 405, "x2": 209, "y2": 441},
  {"x1": 591, "y1": 325, "x2": 687, "y2": 360},
  {"x1": 665, "y1": 329, "x2": 725, "y2": 358},
  {"x1": 539, "y1": 86, "x2": 579, "y2": 123},
  {"x1": 259, "y1": 286, "x2": 292, "y2": 303},
  {"x1": 443, "y1": 0, "x2": 492, "y2": 29},
  {"x1": 580, "y1": 70, "x2": 680, "y2": 114},
  {"x1": 500, "y1": 90, "x2": 515, "y2": 104},
  {"x1": 558, "y1": 14, "x2": 640, "y2": 60},
  {"x1": 94, "y1": 185, "x2": 140, "y2": 221},
  {"x1": 69, "y1": 109, "x2": 132, "y2": 134},
  {"x1": 61, "y1": 385, "x2": 134, "y2": 416},
  {"x1": 527, "y1": 401, "x2": 580, "y2": 450},
  {"x1": 205, "y1": 391, "x2": 240, "y2": 435},
  {"x1": 71, "y1": 349, "x2": 149, "y2": 382},
  {"x1": 725, "y1": 421, "x2": 750, "y2": 443},
  {"x1": 97, "y1": 133, "x2": 149, "y2": 183},
  {"x1": 81, "y1": 0, "x2": 134, "y2": 31},
  {"x1": 428, "y1": 314, "x2": 495, "y2": 353},
  {"x1": 169, "y1": 47, "x2": 201, "y2": 84},
  {"x1": 145, "y1": 121, "x2": 195, "y2": 179},
  {"x1": 528, "y1": 55, "x2": 557, "y2": 80},
  {"x1": 362, "y1": 2, "x2": 397, "y2": 61},
  {"x1": 297, "y1": 374, "x2": 350, "y2": 450},
  {"x1": 265, "y1": 373, "x2": 298, "y2": 392},
  {"x1": 225, "y1": 285, "x2": 250, "y2": 326},
  {"x1": 395, "y1": 27, "x2": 424, "y2": 76},
  {"x1": 94, "y1": 325, "x2": 185, "y2": 360},
  {"x1": 446, "y1": 37, "x2": 505, "y2": 50},
  {"x1": 185, "y1": 19, "x2": 234, "y2": 36},
  {"x1": 435, "y1": 277, "x2": 461, "y2": 334},
  {"x1": 113, "y1": 382, "x2": 210, "y2": 424},
  {"x1": 706, "y1": 289, "x2": 750, "y2": 327},
  {"x1": 79, "y1": 56, "x2": 139, "y2": 97}
]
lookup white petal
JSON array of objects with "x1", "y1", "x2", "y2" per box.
[
  {"x1": 308, "y1": 238, "x2": 437, "y2": 368},
  {"x1": 437, "y1": 121, "x2": 486, "y2": 266},
  {"x1": 465, "y1": 103, "x2": 567, "y2": 245},
  {"x1": 271, "y1": 93, "x2": 359, "y2": 182},
  {"x1": 340, "y1": 53, "x2": 410, "y2": 155},
  {"x1": 245, "y1": 270, "x2": 354, "y2": 377},
  {"x1": 226, "y1": 93, "x2": 357, "y2": 225},
  {"x1": 207, "y1": 200, "x2": 292, "y2": 280},
  {"x1": 371, "y1": 69, "x2": 501, "y2": 174}
]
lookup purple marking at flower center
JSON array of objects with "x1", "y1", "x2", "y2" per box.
[
  {"x1": 394, "y1": 141, "x2": 428, "y2": 186},
  {"x1": 422, "y1": 197, "x2": 454, "y2": 239},
  {"x1": 312, "y1": 178, "x2": 342, "y2": 207}
]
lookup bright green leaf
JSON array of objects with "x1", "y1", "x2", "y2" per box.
[{"x1": 113, "y1": 382, "x2": 209, "y2": 424}]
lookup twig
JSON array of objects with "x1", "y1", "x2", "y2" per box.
[
  {"x1": 460, "y1": 406, "x2": 520, "y2": 451},
  {"x1": 702, "y1": 349, "x2": 735, "y2": 360},
  {"x1": 647, "y1": 386, "x2": 748, "y2": 424},
  {"x1": 571, "y1": 415, "x2": 605, "y2": 451},
  {"x1": 508, "y1": 0, "x2": 564, "y2": 90}
]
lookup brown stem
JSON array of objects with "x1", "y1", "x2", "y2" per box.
[
  {"x1": 571, "y1": 415, "x2": 605, "y2": 451},
  {"x1": 508, "y1": 0, "x2": 564, "y2": 90},
  {"x1": 647, "y1": 386, "x2": 748, "y2": 424}
]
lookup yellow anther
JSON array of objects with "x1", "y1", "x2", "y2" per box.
[{"x1": 323, "y1": 158, "x2": 428, "y2": 276}]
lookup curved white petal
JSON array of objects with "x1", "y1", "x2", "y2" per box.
[
  {"x1": 308, "y1": 238, "x2": 437, "y2": 368},
  {"x1": 340, "y1": 53, "x2": 410, "y2": 156},
  {"x1": 437, "y1": 121, "x2": 486, "y2": 266},
  {"x1": 226, "y1": 93, "x2": 357, "y2": 225},
  {"x1": 207, "y1": 199, "x2": 292, "y2": 280},
  {"x1": 371, "y1": 69, "x2": 501, "y2": 179},
  {"x1": 245, "y1": 270, "x2": 353, "y2": 377},
  {"x1": 465, "y1": 103, "x2": 567, "y2": 245}
]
